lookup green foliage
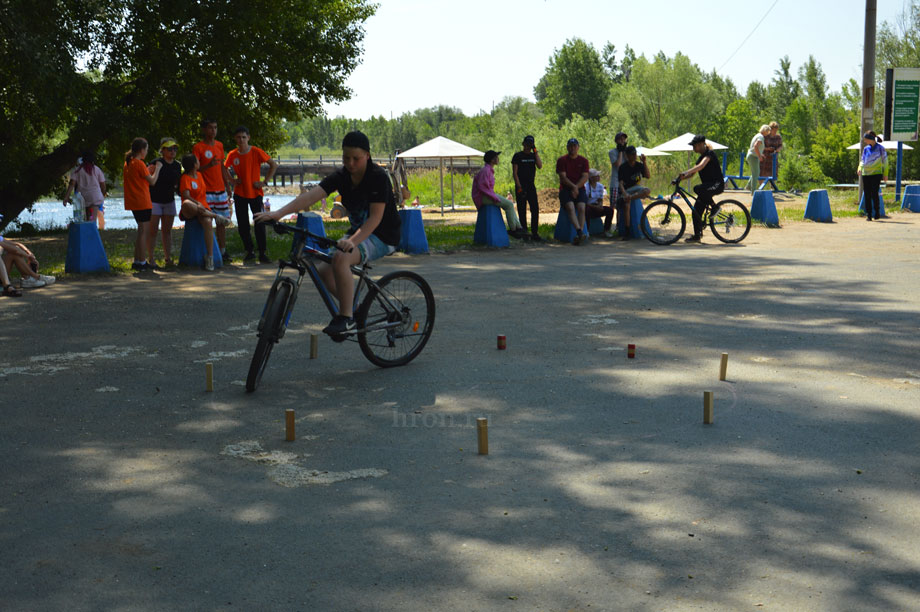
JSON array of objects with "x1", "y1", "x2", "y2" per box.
[
  {"x1": 0, "y1": 0, "x2": 376, "y2": 229},
  {"x1": 712, "y1": 99, "x2": 761, "y2": 153},
  {"x1": 810, "y1": 121, "x2": 860, "y2": 182},
  {"x1": 534, "y1": 38, "x2": 611, "y2": 125},
  {"x1": 778, "y1": 148, "x2": 829, "y2": 191}
]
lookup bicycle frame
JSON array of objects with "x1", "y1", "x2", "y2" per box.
[{"x1": 666, "y1": 182, "x2": 713, "y2": 222}]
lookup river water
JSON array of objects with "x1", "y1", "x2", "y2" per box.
[{"x1": 13, "y1": 195, "x2": 303, "y2": 231}]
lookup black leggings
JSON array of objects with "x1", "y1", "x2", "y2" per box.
[
  {"x1": 692, "y1": 182, "x2": 724, "y2": 237},
  {"x1": 234, "y1": 195, "x2": 267, "y2": 254},
  {"x1": 516, "y1": 184, "x2": 539, "y2": 234},
  {"x1": 863, "y1": 174, "x2": 882, "y2": 218}
]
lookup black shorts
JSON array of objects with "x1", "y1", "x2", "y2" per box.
[{"x1": 132, "y1": 209, "x2": 152, "y2": 223}]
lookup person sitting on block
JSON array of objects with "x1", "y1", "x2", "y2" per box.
[
  {"x1": 584, "y1": 168, "x2": 613, "y2": 237},
  {"x1": 178, "y1": 153, "x2": 231, "y2": 271},
  {"x1": 471, "y1": 150, "x2": 526, "y2": 239},
  {"x1": 616, "y1": 146, "x2": 651, "y2": 240},
  {"x1": 556, "y1": 138, "x2": 590, "y2": 245}
]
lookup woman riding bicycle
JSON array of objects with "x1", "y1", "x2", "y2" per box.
[
  {"x1": 254, "y1": 131, "x2": 401, "y2": 337},
  {"x1": 677, "y1": 134, "x2": 724, "y2": 243}
]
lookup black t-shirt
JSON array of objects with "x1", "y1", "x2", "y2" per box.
[
  {"x1": 149, "y1": 158, "x2": 181, "y2": 203},
  {"x1": 619, "y1": 161, "x2": 647, "y2": 190},
  {"x1": 511, "y1": 151, "x2": 538, "y2": 187},
  {"x1": 697, "y1": 150, "x2": 724, "y2": 184},
  {"x1": 319, "y1": 162, "x2": 401, "y2": 246}
]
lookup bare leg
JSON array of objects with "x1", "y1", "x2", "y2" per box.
[
  {"x1": 97, "y1": 208, "x2": 105, "y2": 230},
  {"x1": 215, "y1": 223, "x2": 226, "y2": 253},
  {"x1": 563, "y1": 201, "x2": 579, "y2": 228},
  {"x1": 147, "y1": 214, "x2": 161, "y2": 264},
  {"x1": 134, "y1": 221, "x2": 149, "y2": 262},
  {"x1": 161, "y1": 215, "x2": 175, "y2": 263},
  {"x1": 576, "y1": 202, "x2": 587, "y2": 228}
]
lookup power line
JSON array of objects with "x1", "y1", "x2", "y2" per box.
[{"x1": 719, "y1": 0, "x2": 781, "y2": 73}]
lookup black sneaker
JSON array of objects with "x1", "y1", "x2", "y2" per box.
[
  {"x1": 684, "y1": 235, "x2": 702, "y2": 243},
  {"x1": 243, "y1": 251, "x2": 256, "y2": 262},
  {"x1": 530, "y1": 234, "x2": 543, "y2": 242},
  {"x1": 131, "y1": 261, "x2": 146, "y2": 271},
  {"x1": 323, "y1": 315, "x2": 356, "y2": 337},
  {"x1": 222, "y1": 251, "x2": 233, "y2": 263},
  {"x1": 259, "y1": 252, "x2": 272, "y2": 264}
]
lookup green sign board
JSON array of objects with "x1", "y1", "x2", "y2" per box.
[{"x1": 891, "y1": 68, "x2": 920, "y2": 141}]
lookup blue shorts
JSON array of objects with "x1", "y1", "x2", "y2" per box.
[
  {"x1": 355, "y1": 234, "x2": 396, "y2": 264},
  {"x1": 558, "y1": 186, "x2": 587, "y2": 206}
]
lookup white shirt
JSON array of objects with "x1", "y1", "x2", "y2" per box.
[{"x1": 585, "y1": 181, "x2": 606, "y2": 205}]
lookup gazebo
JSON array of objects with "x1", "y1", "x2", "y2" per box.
[{"x1": 397, "y1": 136, "x2": 484, "y2": 212}]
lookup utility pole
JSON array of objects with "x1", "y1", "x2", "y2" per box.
[{"x1": 859, "y1": 0, "x2": 877, "y2": 201}]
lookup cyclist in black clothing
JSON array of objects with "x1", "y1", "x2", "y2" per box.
[{"x1": 678, "y1": 134, "x2": 724, "y2": 243}]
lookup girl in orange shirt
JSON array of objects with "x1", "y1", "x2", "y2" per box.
[
  {"x1": 179, "y1": 154, "x2": 230, "y2": 271},
  {"x1": 123, "y1": 137, "x2": 162, "y2": 271}
]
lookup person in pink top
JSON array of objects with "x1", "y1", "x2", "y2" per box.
[{"x1": 471, "y1": 150, "x2": 526, "y2": 239}]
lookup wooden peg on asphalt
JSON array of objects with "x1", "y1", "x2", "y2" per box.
[
  {"x1": 477, "y1": 417, "x2": 489, "y2": 455},
  {"x1": 205, "y1": 362, "x2": 213, "y2": 392},
  {"x1": 285, "y1": 409, "x2": 296, "y2": 441},
  {"x1": 310, "y1": 334, "x2": 318, "y2": 359},
  {"x1": 703, "y1": 391, "x2": 714, "y2": 424},
  {"x1": 719, "y1": 353, "x2": 728, "y2": 381}
]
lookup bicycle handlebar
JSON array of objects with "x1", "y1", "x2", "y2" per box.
[{"x1": 270, "y1": 221, "x2": 353, "y2": 253}]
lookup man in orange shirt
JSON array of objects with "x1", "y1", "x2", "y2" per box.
[
  {"x1": 193, "y1": 119, "x2": 233, "y2": 261},
  {"x1": 225, "y1": 126, "x2": 278, "y2": 263}
]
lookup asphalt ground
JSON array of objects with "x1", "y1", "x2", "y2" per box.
[{"x1": 1, "y1": 214, "x2": 919, "y2": 611}]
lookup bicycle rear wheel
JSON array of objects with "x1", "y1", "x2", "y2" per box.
[
  {"x1": 709, "y1": 199, "x2": 751, "y2": 243},
  {"x1": 246, "y1": 279, "x2": 293, "y2": 392},
  {"x1": 641, "y1": 200, "x2": 686, "y2": 245},
  {"x1": 356, "y1": 271, "x2": 435, "y2": 368}
]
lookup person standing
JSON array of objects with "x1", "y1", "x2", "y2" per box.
[
  {"x1": 556, "y1": 138, "x2": 590, "y2": 245},
  {"x1": 472, "y1": 150, "x2": 526, "y2": 239},
  {"x1": 147, "y1": 138, "x2": 182, "y2": 267},
  {"x1": 760, "y1": 121, "x2": 783, "y2": 179},
  {"x1": 745, "y1": 125, "x2": 770, "y2": 194},
  {"x1": 63, "y1": 150, "x2": 107, "y2": 224},
  {"x1": 123, "y1": 137, "x2": 163, "y2": 270},
  {"x1": 608, "y1": 131, "x2": 628, "y2": 206},
  {"x1": 857, "y1": 131, "x2": 888, "y2": 221},
  {"x1": 225, "y1": 126, "x2": 278, "y2": 263},
  {"x1": 511, "y1": 135, "x2": 543, "y2": 240},
  {"x1": 193, "y1": 119, "x2": 233, "y2": 261}
]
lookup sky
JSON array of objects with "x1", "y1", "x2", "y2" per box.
[{"x1": 322, "y1": 0, "x2": 908, "y2": 120}]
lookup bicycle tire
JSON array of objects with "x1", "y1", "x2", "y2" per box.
[
  {"x1": 709, "y1": 199, "x2": 751, "y2": 243},
  {"x1": 246, "y1": 279, "x2": 293, "y2": 392},
  {"x1": 356, "y1": 271, "x2": 435, "y2": 368},
  {"x1": 641, "y1": 200, "x2": 686, "y2": 245}
]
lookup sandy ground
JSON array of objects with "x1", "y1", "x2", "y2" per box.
[{"x1": 1, "y1": 214, "x2": 919, "y2": 611}]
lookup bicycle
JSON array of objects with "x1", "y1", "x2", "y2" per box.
[
  {"x1": 639, "y1": 177, "x2": 752, "y2": 245},
  {"x1": 246, "y1": 221, "x2": 435, "y2": 392}
]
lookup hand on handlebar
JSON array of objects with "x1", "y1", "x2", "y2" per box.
[{"x1": 253, "y1": 210, "x2": 278, "y2": 224}]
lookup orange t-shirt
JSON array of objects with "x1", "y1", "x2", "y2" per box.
[
  {"x1": 123, "y1": 158, "x2": 153, "y2": 211},
  {"x1": 192, "y1": 140, "x2": 226, "y2": 192},
  {"x1": 180, "y1": 173, "x2": 209, "y2": 209},
  {"x1": 225, "y1": 146, "x2": 271, "y2": 199}
]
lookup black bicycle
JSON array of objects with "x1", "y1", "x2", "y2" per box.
[
  {"x1": 246, "y1": 222, "x2": 435, "y2": 392},
  {"x1": 640, "y1": 177, "x2": 752, "y2": 245}
]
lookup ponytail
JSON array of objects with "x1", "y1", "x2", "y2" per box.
[{"x1": 125, "y1": 137, "x2": 148, "y2": 164}]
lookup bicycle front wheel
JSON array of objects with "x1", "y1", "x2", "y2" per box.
[
  {"x1": 641, "y1": 200, "x2": 686, "y2": 245},
  {"x1": 356, "y1": 271, "x2": 435, "y2": 368},
  {"x1": 246, "y1": 279, "x2": 293, "y2": 392},
  {"x1": 709, "y1": 199, "x2": 751, "y2": 243}
]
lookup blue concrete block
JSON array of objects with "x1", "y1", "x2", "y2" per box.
[
  {"x1": 296, "y1": 212, "x2": 328, "y2": 252},
  {"x1": 65, "y1": 221, "x2": 110, "y2": 273},
  {"x1": 630, "y1": 199, "x2": 652, "y2": 239},
  {"x1": 587, "y1": 216, "x2": 605, "y2": 235},
  {"x1": 615, "y1": 199, "x2": 650, "y2": 239},
  {"x1": 804, "y1": 189, "x2": 833, "y2": 222},
  {"x1": 397, "y1": 208, "x2": 429, "y2": 254},
  {"x1": 473, "y1": 205, "x2": 509, "y2": 247},
  {"x1": 179, "y1": 218, "x2": 223, "y2": 268},
  {"x1": 554, "y1": 208, "x2": 588, "y2": 242},
  {"x1": 901, "y1": 184, "x2": 920, "y2": 212},
  {"x1": 751, "y1": 191, "x2": 780, "y2": 226},
  {"x1": 858, "y1": 190, "x2": 886, "y2": 217}
]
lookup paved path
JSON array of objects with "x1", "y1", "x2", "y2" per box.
[{"x1": 2, "y1": 216, "x2": 919, "y2": 611}]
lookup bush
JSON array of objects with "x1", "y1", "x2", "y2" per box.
[{"x1": 779, "y1": 149, "x2": 828, "y2": 191}]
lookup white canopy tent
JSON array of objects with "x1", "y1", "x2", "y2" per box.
[
  {"x1": 397, "y1": 136, "x2": 484, "y2": 212},
  {"x1": 635, "y1": 146, "x2": 671, "y2": 157},
  {"x1": 846, "y1": 141, "x2": 914, "y2": 150},
  {"x1": 652, "y1": 132, "x2": 728, "y2": 152}
]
